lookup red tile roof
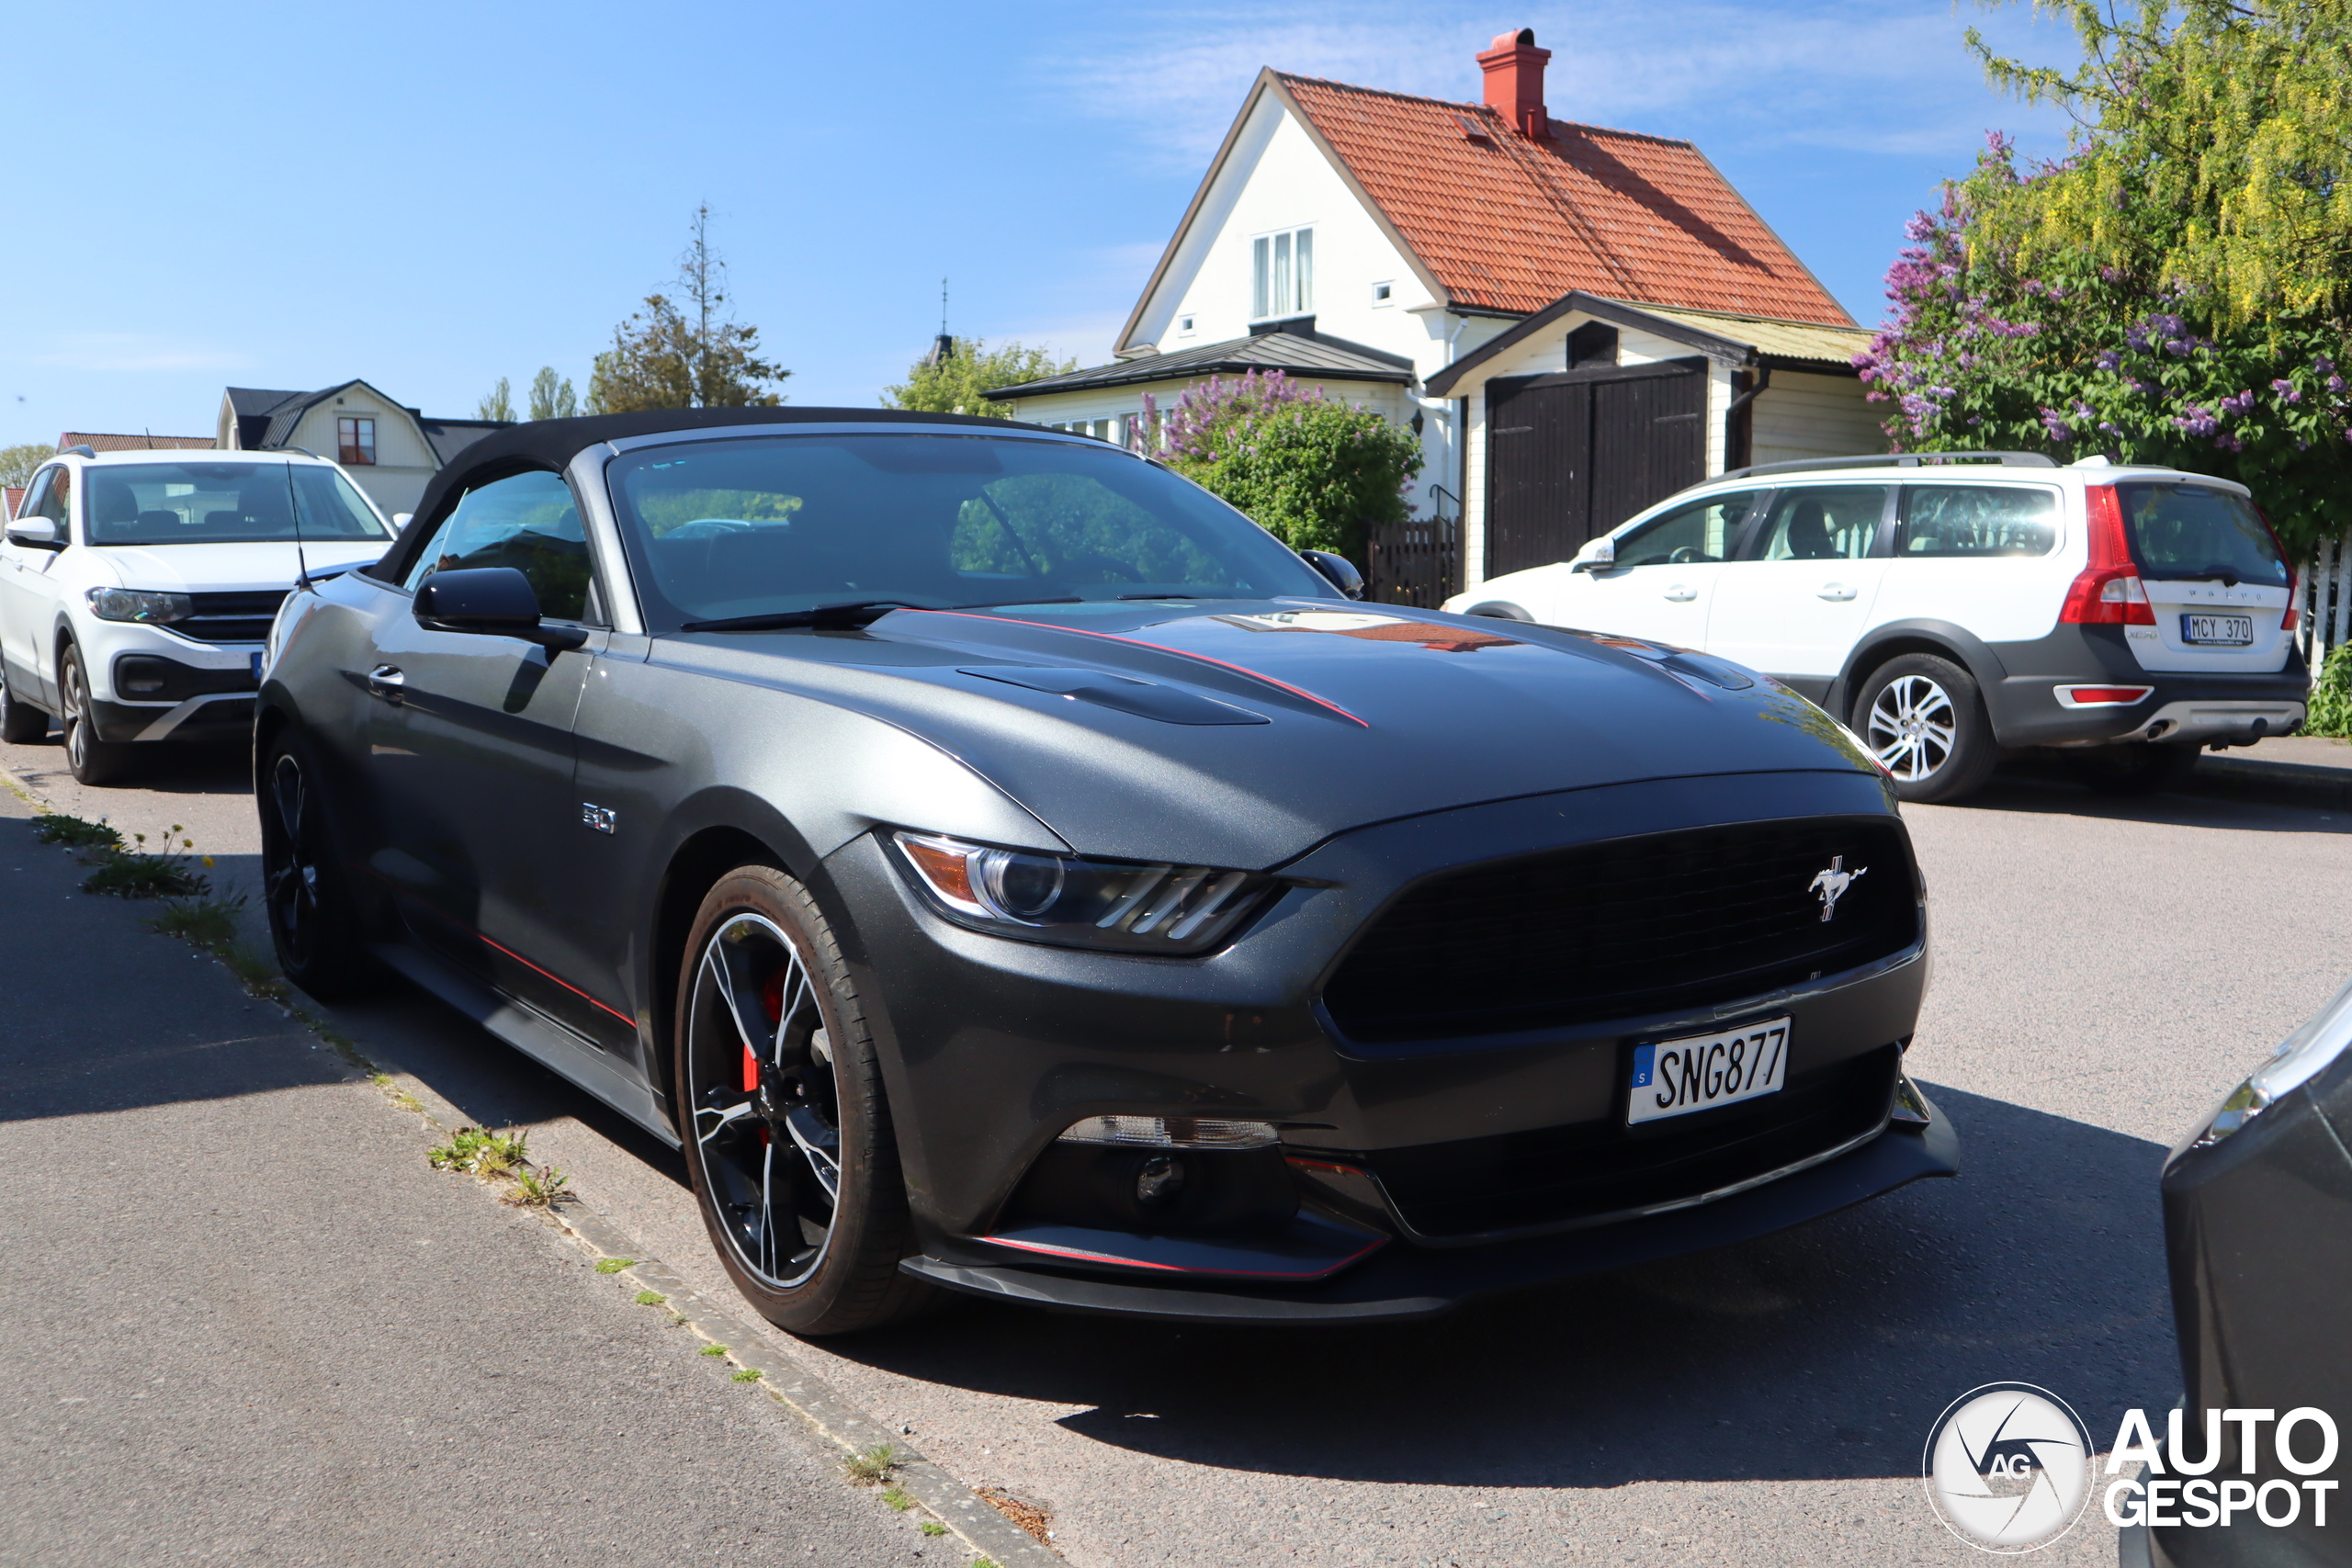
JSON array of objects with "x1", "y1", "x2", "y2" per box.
[
  {"x1": 59, "y1": 432, "x2": 217, "y2": 452},
  {"x1": 1276, "y1": 74, "x2": 1853, "y2": 327}
]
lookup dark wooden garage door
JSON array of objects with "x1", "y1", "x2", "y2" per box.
[{"x1": 1485, "y1": 356, "x2": 1710, "y2": 577}]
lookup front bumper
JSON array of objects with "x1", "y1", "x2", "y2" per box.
[
  {"x1": 83, "y1": 627, "x2": 261, "y2": 743},
  {"x1": 826, "y1": 768, "x2": 1947, "y2": 1322}
]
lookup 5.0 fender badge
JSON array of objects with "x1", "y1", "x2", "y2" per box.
[
  {"x1": 582, "y1": 803, "x2": 617, "y2": 834},
  {"x1": 1807, "y1": 855, "x2": 1866, "y2": 922}
]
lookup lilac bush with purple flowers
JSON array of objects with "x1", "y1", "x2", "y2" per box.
[{"x1": 1855, "y1": 136, "x2": 2352, "y2": 557}]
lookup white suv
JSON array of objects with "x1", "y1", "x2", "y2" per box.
[
  {"x1": 0, "y1": 448, "x2": 393, "y2": 784},
  {"x1": 1444, "y1": 453, "x2": 2309, "y2": 803}
]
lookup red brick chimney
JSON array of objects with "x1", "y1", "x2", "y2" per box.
[{"x1": 1476, "y1": 28, "x2": 1551, "y2": 139}]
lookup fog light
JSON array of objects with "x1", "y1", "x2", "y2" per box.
[
  {"x1": 1135, "y1": 1155, "x2": 1186, "y2": 1207},
  {"x1": 1057, "y1": 1115, "x2": 1278, "y2": 1149}
]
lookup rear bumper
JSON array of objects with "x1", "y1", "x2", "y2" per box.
[
  {"x1": 900, "y1": 1100, "x2": 1958, "y2": 1323},
  {"x1": 1984, "y1": 626, "x2": 2307, "y2": 749}
]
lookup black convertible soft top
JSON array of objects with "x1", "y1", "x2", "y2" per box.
[{"x1": 405, "y1": 406, "x2": 1027, "y2": 534}]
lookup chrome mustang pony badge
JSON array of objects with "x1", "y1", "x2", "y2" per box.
[{"x1": 1807, "y1": 856, "x2": 1867, "y2": 922}]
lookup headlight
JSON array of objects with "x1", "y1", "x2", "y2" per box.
[
  {"x1": 86, "y1": 587, "x2": 192, "y2": 624},
  {"x1": 890, "y1": 830, "x2": 1276, "y2": 953},
  {"x1": 2185, "y1": 975, "x2": 2352, "y2": 1152}
]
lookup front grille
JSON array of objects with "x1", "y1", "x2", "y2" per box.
[
  {"x1": 1323, "y1": 818, "x2": 1917, "y2": 1044},
  {"x1": 176, "y1": 590, "x2": 288, "y2": 644},
  {"x1": 1364, "y1": 1044, "x2": 1899, "y2": 1238}
]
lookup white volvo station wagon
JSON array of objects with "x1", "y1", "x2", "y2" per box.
[
  {"x1": 1446, "y1": 453, "x2": 2310, "y2": 802},
  {"x1": 0, "y1": 448, "x2": 393, "y2": 784}
]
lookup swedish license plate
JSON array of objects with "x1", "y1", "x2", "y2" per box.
[
  {"x1": 2183, "y1": 613, "x2": 2254, "y2": 646},
  {"x1": 1628, "y1": 1018, "x2": 1790, "y2": 1125}
]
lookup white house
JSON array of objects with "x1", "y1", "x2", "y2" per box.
[
  {"x1": 989, "y1": 28, "x2": 1883, "y2": 591},
  {"x1": 216, "y1": 381, "x2": 505, "y2": 516}
]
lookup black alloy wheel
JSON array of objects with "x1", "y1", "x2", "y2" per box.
[
  {"x1": 0, "y1": 661, "x2": 45, "y2": 743},
  {"x1": 259, "y1": 739, "x2": 373, "y2": 998},
  {"x1": 59, "y1": 645, "x2": 133, "y2": 785},
  {"x1": 1855, "y1": 653, "x2": 1999, "y2": 805},
  {"x1": 675, "y1": 865, "x2": 932, "y2": 1336}
]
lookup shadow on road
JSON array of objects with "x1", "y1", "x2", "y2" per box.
[
  {"x1": 822, "y1": 1084, "x2": 2176, "y2": 1489},
  {"x1": 1956, "y1": 760, "x2": 2350, "y2": 835}
]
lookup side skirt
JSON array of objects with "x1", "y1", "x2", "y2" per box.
[{"x1": 368, "y1": 940, "x2": 678, "y2": 1148}]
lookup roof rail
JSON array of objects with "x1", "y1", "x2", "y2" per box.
[
  {"x1": 1716, "y1": 451, "x2": 2058, "y2": 481},
  {"x1": 61, "y1": 445, "x2": 97, "y2": 459}
]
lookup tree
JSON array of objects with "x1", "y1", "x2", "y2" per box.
[
  {"x1": 527, "y1": 367, "x2": 579, "y2": 422},
  {"x1": 884, "y1": 338, "x2": 1076, "y2": 417},
  {"x1": 589, "y1": 205, "x2": 789, "y2": 413},
  {"x1": 1856, "y1": 3, "x2": 2352, "y2": 558},
  {"x1": 0, "y1": 443, "x2": 51, "y2": 490},
  {"x1": 477, "y1": 378, "x2": 516, "y2": 422},
  {"x1": 1150, "y1": 370, "x2": 1422, "y2": 560}
]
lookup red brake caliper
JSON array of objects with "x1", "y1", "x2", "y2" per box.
[{"x1": 746, "y1": 968, "x2": 785, "y2": 1093}]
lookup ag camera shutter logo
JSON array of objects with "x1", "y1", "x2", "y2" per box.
[{"x1": 1923, "y1": 1383, "x2": 2095, "y2": 1552}]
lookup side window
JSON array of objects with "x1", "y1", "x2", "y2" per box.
[
  {"x1": 1751, "y1": 486, "x2": 1890, "y2": 562},
  {"x1": 1612, "y1": 491, "x2": 1760, "y2": 568},
  {"x1": 401, "y1": 470, "x2": 592, "y2": 622},
  {"x1": 20, "y1": 468, "x2": 63, "y2": 527},
  {"x1": 1897, "y1": 485, "x2": 2059, "y2": 558}
]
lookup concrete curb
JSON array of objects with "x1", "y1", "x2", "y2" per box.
[{"x1": 2193, "y1": 755, "x2": 2352, "y2": 813}]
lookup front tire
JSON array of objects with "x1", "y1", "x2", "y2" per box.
[
  {"x1": 59, "y1": 645, "x2": 135, "y2": 784},
  {"x1": 674, "y1": 865, "x2": 933, "y2": 1336},
  {"x1": 259, "y1": 735, "x2": 376, "y2": 998},
  {"x1": 1854, "y1": 653, "x2": 1999, "y2": 804},
  {"x1": 0, "y1": 662, "x2": 46, "y2": 742}
]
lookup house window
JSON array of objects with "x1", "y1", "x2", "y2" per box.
[
  {"x1": 1251, "y1": 227, "x2": 1314, "y2": 319},
  {"x1": 1176, "y1": 313, "x2": 1196, "y2": 337},
  {"x1": 337, "y1": 416, "x2": 377, "y2": 467},
  {"x1": 1371, "y1": 281, "x2": 1395, "y2": 307}
]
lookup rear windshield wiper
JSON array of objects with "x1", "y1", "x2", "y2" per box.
[{"x1": 681, "y1": 600, "x2": 924, "y2": 632}]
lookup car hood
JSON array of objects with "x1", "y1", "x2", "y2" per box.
[
  {"x1": 88, "y1": 540, "x2": 387, "y2": 592},
  {"x1": 673, "y1": 600, "x2": 1890, "y2": 868}
]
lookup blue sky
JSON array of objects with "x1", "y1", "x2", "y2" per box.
[{"x1": 0, "y1": 1, "x2": 2080, "y2": 450}]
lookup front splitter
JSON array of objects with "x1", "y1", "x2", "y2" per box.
[{"x1": 900, "y1": 1092, "x2": 1961, "y2": 1324}]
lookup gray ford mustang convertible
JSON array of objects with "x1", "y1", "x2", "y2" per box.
[{"x1": 257, "y1": 408, "x2": 1956, "y2": 1333}]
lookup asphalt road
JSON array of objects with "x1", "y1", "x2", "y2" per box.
[
  {"x1": 0, "y1": 771, "x2": 940, "y2": 1566},
  {"x1": 6, "y1": 728, "x2": 2351, "y2": 1567}
]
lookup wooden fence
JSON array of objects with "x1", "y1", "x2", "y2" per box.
[
  {"x1": 1365, "y1": 517, "x2": 1460, "y2": 608},
  {"x1": 2304, "y1": 536, "x2": 2352, "y2": 672}
]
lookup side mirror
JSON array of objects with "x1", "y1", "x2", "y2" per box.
[
  {"x1": 390, "y1": 513, "x2": 413, "y2": 533},
  {"x1": 1299, "y1": 548, "x2": 1365, "y2": 601},
  {"x1": 6, "y1": 517, "x2": 60, "y2": 548},
  {"x1": 1570, "y1": 536, "x2": 1616, "y2": 573},
  {"x1": 413, "y1": 566, "x2": 587, "y2": 652}
]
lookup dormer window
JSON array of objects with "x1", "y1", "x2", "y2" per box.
[
  {"x1": 337, "y1": 416, "x2": 377, "y2": 467},
  {"x1": 1251, "y1": 227, "x2": 1314, "y2": 320}
]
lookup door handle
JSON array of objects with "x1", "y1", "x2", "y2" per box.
[
  {"x1": 1817, "y1": 583, "x2": 1857, "y2": 602},
  {"x1": 1662, "y1": 584, "x2": 1697, "y2": 603},
  {"x1": 366, "y1": 664, "x2": 406, "y2": 703}
]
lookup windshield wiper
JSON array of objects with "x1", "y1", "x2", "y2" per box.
[{"x1": 681, "y1": 600, "x2": 925, "y2": 632}]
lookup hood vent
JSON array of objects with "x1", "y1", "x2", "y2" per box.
[{"x1": 961, "y1": 666, "x2": 1269, "y2": 727}]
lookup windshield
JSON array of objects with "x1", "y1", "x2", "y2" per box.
[
  {"x1": 607, "y1": 433, "x2": 1336, "y2": 629},
  {"x1": 85, "y1": 462, "x2": 390, "y2": 546},
  {"x1": 2118, "y1": 481, "x2": 2288, "y2": 587}
]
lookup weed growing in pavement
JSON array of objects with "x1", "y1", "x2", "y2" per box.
[
  {"x1": 503, "y1": 1165, "x2": 571, "y2": 1208},
  {"x1": 367, "y1": 1073, "x2": 424, "y2": 1114},
  {"x1": 634, "y1": 1291, "x2": 667, "y2": 1306},
  {"x1": 918, "y1": 1520, "x2": 947, "y2": 1537},
  {"x1": 144, "y1": 894, "x2": 289, "y2": 1000},
  {"x1": 594, "y1": 1258, "x2": 636, "y2": 1274},
  {"x1": 32, "y1": 812, "x2": 121, "y2": 849},
  {"x1": 82, "y1": 829, "x2": 209, "y2": 899},
  {"x1": 843, "y1": 1444, "x2": 901, "y2": 1486},
  {"x1": 730, "y1": 1368, "x2": 763, "y2": 1382},
  {"x1": 880, "y1": 1486, "x2": 915, "y2": 1512},
  {"x1": 427, "y1": 1126, "x2": 530, "y2": 1176},
  {"x1": 699, "y1": 1345, "x2": 729, "y2": 1357}
]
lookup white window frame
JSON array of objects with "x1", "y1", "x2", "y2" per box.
[
  {"x1": 1250, "y1": 225, "x2": 1315, "y2": 321},
  {"x1": 1175, "y1": 312, "x2": 1196, "y2": 338},
  {"x1": 1371, "y1": 280, "x2": 1395, "y2": 308}
]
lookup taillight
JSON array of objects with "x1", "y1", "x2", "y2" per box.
[
  {"x1": 2255, "y1": 502, "x2": 2301, "y2": 633},
  {"x1": 2060, "y1": 485, "x2": 2156, "y2": 625}
]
